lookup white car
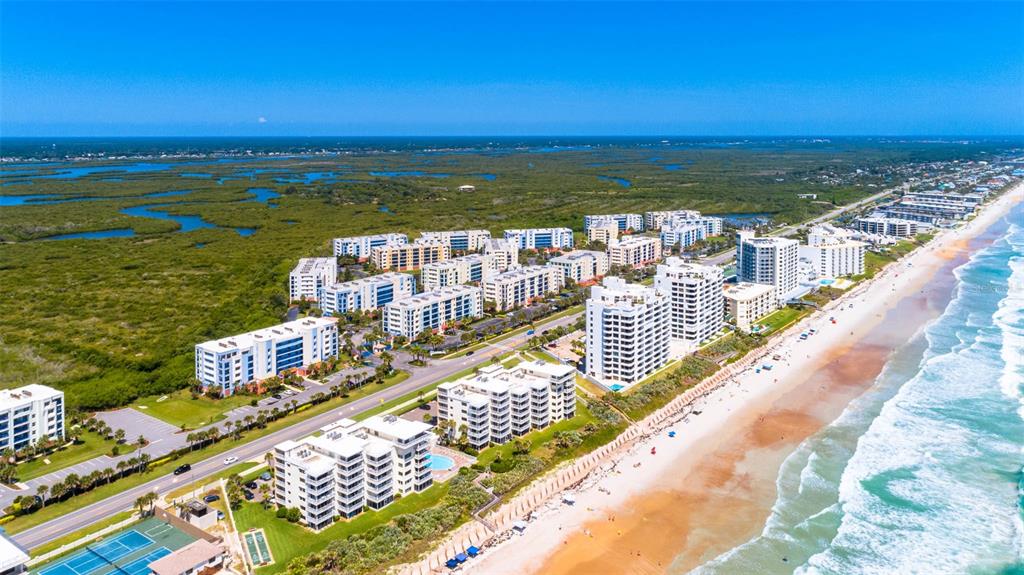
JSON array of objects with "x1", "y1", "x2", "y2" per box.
[{"x1": 223, "y1": 456, "x2": 238, "y2": 465}]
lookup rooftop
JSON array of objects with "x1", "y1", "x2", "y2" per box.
[
  {"x1": 723, "y1": 282, "x2": 776, "y2": 300},
  {"x1": 386, "y1": 285, "x2": 480, "y2": 309},
  {"x1": 148, "y1": 539, "x2": 223, "y2": 575},
  {"x1": 196, "y1": 316, "x2": 335, "y2": 353},
  {"x1": 0, "y1": 384, "x2": 62, "y2": 409}
]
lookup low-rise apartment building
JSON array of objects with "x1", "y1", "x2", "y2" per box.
[
  {"x1": 548, "y1": 250, "x2": 609, "y2": 284},
  {"x1": 382, "y1": 285, "x2": 483, "y2": 339},
  {"x1": 585, "y1": 277, "x2": 670, "y2": 388},
  {"x1": 333, "y1": 233, "x2": 408, "y2": 260},
  {"x1": 437, "y1": 362, "x2": 576, "y2": 449},
  {"x1": 799, "y1": 225, "x2": 866, "y2": 279},
  {"x1": 855, "y1": 217, "x2": 920, "y2": 238},
  {"x1": 503, "y1": 228, "x2": 574, "y2": 250},
  {"x1": 666, "y1": 215, "x2": 723, "y2": 237},
  {"x1": 583, "y1": 213, "x2": 644, "y2": 232},
  {"x1": 421, "y1": 254, "x2": 501, "y2": 291},
  {"x1": 194, "y1": 317, "x2": 338, "y2": 396},
  {"x1": 320, "y1": 272, "x2": 416, "y2": 315},
  {"x1": 481, "y1": 265, "x2": 563, "y2": 311},
  {"x1": 289, "y1": 257, "x2": 338, "y2": 302},
  {"x1": 724, "y1": 282, "x2": 778, "y2": 332},
  {"x1": 654, "y1": 258, "x2": 724, "y2": 343},
  {"x1": 0, "y1": 385, "x2": 65, "y2": 452},
  {"x1": 417, "y1": 229, "x2": 491, "y2": 252},
  {"x1": 645, "y1": 210, "x2": 701, "y2": 230},
  {"x1": 586, "y1": 223, "x2": 619, "y2": 246},
  {"x1": 273, "y1": 415, "x2": 432, "y2": 529},
  {"x1": 607, "y1": 236, "x2": 662, "y2": 268},
  {"x1": 482, "y1": 238, "x2": 519, "y2": 271},
  {"x1": 371, "y1": 242, "x2": 450, "y2": 271},
  {"x1": 660, "y1": 222, "x2": 706, "y2": 249}
]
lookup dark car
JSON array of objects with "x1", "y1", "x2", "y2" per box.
[
  {"x1": 243, "y1": 490, "x2": 254, "y2": 500},
  {"x1": 173, "y1": 464, "x2": 191, "y2": 475},
  {"x1": 203, "y1": 494, "x2": 220, "y2": 503},
  {"x1": 244, "y1": 480, "x2": 257, "y2": 490},
  {"x1": 465, "y1": 350, "x2": 475, "y2": 356}
]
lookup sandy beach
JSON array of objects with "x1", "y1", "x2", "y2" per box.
[{"x1": 463, "y1": 184, "x2": 1023, "y2": 575}]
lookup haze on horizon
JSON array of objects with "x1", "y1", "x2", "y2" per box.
[{"x1": 2, "y1": 1, "x2": 1023, "y2": 138}]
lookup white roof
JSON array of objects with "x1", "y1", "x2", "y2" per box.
[
  {"x1": 197, "y1": 316, "x2": 335, "y2": 353},
  {"x1": 359, "y1": 414, "x2": 430, "y2": 442},
  {"x1": 723, "y1": 282, "x2": 776, "y2": 301},
  {"x1": 0, "y1": 535, "x2": 28, "y2": 573},
  {"x1": 0, "y1": 384, "x2": 62, "y2": 410},
  {"x1": 550, "y1": 250, "x2": 604, "y2": 264}
]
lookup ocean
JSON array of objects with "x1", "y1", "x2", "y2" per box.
[{"x1": 691, "y1": 201, "x2": 1024, "y2": 575}]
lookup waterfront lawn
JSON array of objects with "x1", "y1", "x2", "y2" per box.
[
  {"x1": 17, "y1": 430, "x2": 119, "y2": 481},
  {"x1": 233, "y1": 482, "x2": 449, "y2": 575},
  {"x1": 134, "y1": 390, "x2": 256, "y2": 430},
  {"x1": 758, "y1": 306, "x2": 810, "y2": 336}
]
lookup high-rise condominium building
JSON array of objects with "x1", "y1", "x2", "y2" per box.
[
  {"x1": 481, "y1": 265, "x2": 563, "y2": 311},
  {"x1": 799, "y1": 225, "x2": 866, "y2": 279},
  {"x1": 654, "y1": 257, "x2": 724, "y2": 343},
  {"x1": 333, "y1": 233, "x2": 408, "y2": 259},
  {"x1": 0, "y1": 385, "x2": 65, "y2": 452},
  {"x1": 319, "y1": 273, "x2": 416, "y2": 315},
  {"x1": 371, "y1": 242, "x2": 450, "y2": 271},
  {"x1": 548, "y1": 250, "x2": 609, "y2": 284},
  {"x1": 195, "y1": 317, "x2": 339, "y2": 396},
  {"x1": 381, "y1": 285, "x2": 483, "y2": 339},
  {"x1": 437, "y1": 362, "x2": 576, "y2": 449},
  {"x1": 289, "y1": 257, "x2": 338, "y2": 302},
  {"x1": 735, "y1": 231, "x2": 799, "y2": 302},
  {"x1": 585, "y1": 277, "x2": 670, "y2": 387},
  {"x1": 421, "y1": 254, "x2": 501, "y2": 291},
  {"x1": 273, "y1": 415, "x2": 432, "y2": 529},
  {"x1": 607, "y1": 236, "x2": 662, "y2": 268},
  {"x1": 417, "y1": 229, "x2": 492, "y2": 252},
  {"x1": 503, "y1": 228, "x2": 574, "y2": 250}
]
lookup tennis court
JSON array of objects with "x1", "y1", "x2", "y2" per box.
[{"x1": 34, "y1": 518, "x2": 195, "y2": 575}]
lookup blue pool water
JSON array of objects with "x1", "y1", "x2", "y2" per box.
[
  {"x1": 426, "y1": 454, "x2": 455, "y2": 471},
  {"x1": 820, "y1": 279, "x2": 835, "y2": 286}
]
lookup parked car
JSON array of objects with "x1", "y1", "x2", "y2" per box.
[
  {"x1": 244, "y1": 480, "x2": 258, "y2": 490},
  {"x1": 223, "y1": 456, "x2": 238, "y2": 465},
  {"x1": 203, "y1": 494, "x2": 220, "y2": 503},
  {"x1": 466, "y1": 350, "x2": 475, "y2": 356},
  {"x1": 243, "y1": 490, "x2": 254, "y2": 500},
  {"x1": 173, "y1": 464, "x2": 191, "y2": 475},
  {"x1": 259, "y1": 471, "x2": 272, "y2": 481}
]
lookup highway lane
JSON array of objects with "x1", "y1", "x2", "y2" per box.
[{"x1": 12, "y1": 310, "x2": 582, "y2": 550}]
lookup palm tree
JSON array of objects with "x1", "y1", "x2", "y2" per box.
[
  {"x1": 379, "y1": 351, "x2": 394, "y2": 372},
  {"x1": 114, "y1": 429, "x2": 126, "y2": 444},
  {"x1": 186, "y1": 432, "x2": 197, "y2": 451},
  {"x1": 64, "y1": 473, "x2": 82, "y2": 495},
  {"x1": 136, "y1": 435, "x2": 146, "y2": 451},
  {"x1": 36, "y1": 485, "x2": 48, "y2": 508},
  {"x1": 116, "y1": 460, "x2": 128, "y2": 479}
]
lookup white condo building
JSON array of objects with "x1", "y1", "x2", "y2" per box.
[
  {"x1": 855, "y1": 217, "x2": 920, "y2": 238},
  {"x1": 481, "y1": 265, "x2": 563, "y2": 311},
  {"x1": 421, "y1": 254, "x2": 501, "y2": 291},
  {"x1": 382, "y1": 285, "x2": 483, "y2": 339},
  {"x1": 289, "y1": 257, "x2": 338, "y2": 302},
  {"x1": 273, "y1": 415, "x2": 432, "y2": 529},
  {"x1": 799, "y1": 225, "x2": 866, "y2": 279},
  {"x1": 548, "y1": 250, "x2": 609, "y2": 284},
  {"x1": 195, "y1": 317, "x2": 339, "y2": 396},
  {"x1": 587, "y1": 223, "x2": 619, "y2": 246},
  {"x1": 333, "y1": 233, "x2": 408, "y2": 259},
  {"x1": 645, "y1": 210, "x2": 701, "y2": 230},
  {"x1": 667, "y1": 216, "x2": 723, "y2": 237},
  {"x1": 583, "y1": 213, "x2": 645, "y2": 232},
  {"x1": 418, "y1": 229, "x2": 491, "y2": 252},
  {"x1": 736, "y1": 231, "x2": 799, "y2": 302},
  {"x1": 503, "y1": 228, "x2": 574, "y2": 250},
  {"x1": 654, "y1": 258, "x2": 724, "y2": 343},
  {"x1": 320, "y1": 273, "x2": 416, "y2": 315},
  {"x1": 0, "y1": 385, "x2": 65, "y2": 452},
  {"x1": 482, "y1": 238, "x2": 520, "y2": 271},
  {"x1": 607, "y1": 236, "x2": 662, "y2": 268},
  {"x1": 660, "y1": 222, "x2": 706, "y2": 249},
  {"x1": 437, "y1": 362, "x2": 576, "y2": 449},
  {"x1": 585, "y1": 277, "x2": 670, "y2": 388},
  {"x1": 724, "y1": 282, "x2": 778, "y2": 332}
]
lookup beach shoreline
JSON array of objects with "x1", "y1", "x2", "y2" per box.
[{"x1": 458, "y1": 184, "x2": 1023, "y2": 575}]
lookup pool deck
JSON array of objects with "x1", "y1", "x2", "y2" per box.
[{"x1": 430, "y1": 445, "x2": 475, "y2": 483}]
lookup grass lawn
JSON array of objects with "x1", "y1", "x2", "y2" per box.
[
  {"x1": 757, "y1": 306, "x2": 811, "y2": 336},
  {"x1": 3, "y1": 372, "x2": 413, "y2": 535},
  {"x1": 27, "y1": 511, "x2": 135, "y2": 555},
  {"x1": 233, "y1": 482, "x2": 450, "y2": 575},
  {"x1": 16, "y1": 430, "x2": 119, "y2": 481},
  {"x1": 134, "y1": 389, "x2": 256, "y2": 430}
]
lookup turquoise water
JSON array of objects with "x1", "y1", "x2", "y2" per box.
[
  {"x1": 690, "y1": 201, "x2": 1024, "y2": 575},
  {"x1": 426, "y1": 454, "x2": 455, "y2": 471}
]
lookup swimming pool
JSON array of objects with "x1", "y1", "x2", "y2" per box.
[
  {"x1": 426, "y1": 453, "x2": 455, "y2": 471},
  {"x1": 820, "y1": 279, "x2": 835, "y2": 285}
]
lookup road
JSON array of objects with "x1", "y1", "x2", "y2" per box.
[{"x1": 11, "y1": 310, "x2": 582, "y2": 550}]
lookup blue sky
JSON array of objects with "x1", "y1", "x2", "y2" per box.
[{"x1": 2, "y1": 1, "x2": 1022, "y2": 136}]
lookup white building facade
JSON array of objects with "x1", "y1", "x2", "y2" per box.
[
  {"x1": 660, "y1": 223, "x2": 706, "y2": 249},
  {"x1": 289, "y1": 257, "x2": 338, "y2": 302},
  {"x1": 799, "y1": 225, "x2": 866, "y2": 279},
  {"x1": 0, "y1": 385, "x2": 65, "y2": 452},
  {"x1": 645, "y1": 210, "x2": 701, "y2": 230},
  {"x1": 583, "y1": 213, "x2": 645, "y2": 232},
  {"x1": 437, "y1": 362, "x2": 576, "y2": 449},
  {"x1": 585, "y1": 277, "x2": 670, "y2": 388},
  {"x1": 382, "y1": 285, "x2": 483, "y2": 339},
  {"x1": 421, "y1": 254, "x2": 501, "y2": 291},
  {"x1": 333, "y1": 233, "x2": 408, "y2": 259},
  {"x1": 855, "y1": 217, "x2": 920, "y2": 238},
  {"x1": 548, "y1": 250, "x2": 609, "y2": 284},
  {"x1": 417, "y1": 229, "x2": 491, "y2": 252},
  {"x1": 482, "y1": 238, "x2": 519, "y2": 271},
  {"x1": 736, "y1": 231, "x2": 799, "y2": 302},
  {"x1": 481, "y1": 265, "x2": 564, "y2": 311},
  {"x1": 273, "y1": 415, "x2": 432, "y2": 529},
  {"x1": 654, "y1": 258, "x2": 724, "y2": 343},
  {"x1": 503, "y1": 228, "x2": 574, "y2": 250},
  {"x1": 195, "y1": 317, "x2": 339, "y2": 396},
  {"x1": 724, "y1": 282, "x2": 778, "y2": 332},
  {"x1": 320, "y1": 273, "x2": 416, "y2": 315},
  {"x1": 607, "y1": 236, "x2": 662, "y2": 268}
]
